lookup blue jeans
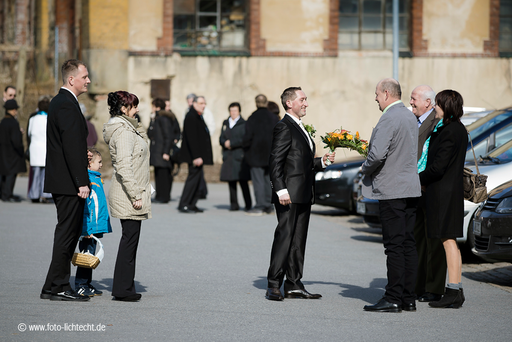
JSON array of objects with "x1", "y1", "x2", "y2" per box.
[{"x1": 74, "y1": 237, "x2": 97, "y2": 288}]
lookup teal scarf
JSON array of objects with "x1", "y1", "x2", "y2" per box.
[{"x1": 418, "y1": 119, "x2": 444, "y2": 173}]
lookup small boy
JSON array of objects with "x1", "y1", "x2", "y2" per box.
[{"x1": 75, "y1": 148, "x2": 112, "y2": 297}]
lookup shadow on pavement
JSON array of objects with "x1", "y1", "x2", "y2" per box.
[{"x1": 93, "y1": 278, "x2": 148, "y2": 294}]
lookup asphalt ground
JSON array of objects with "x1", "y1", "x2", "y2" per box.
[{"x1": 1, "y1": 177, "x2": 511, "y2": 341}]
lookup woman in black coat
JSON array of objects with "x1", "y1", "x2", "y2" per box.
[
  {"x1": 220, "y1": 102, "x2": 251, "y2": 211},
  {"x1": 418, "y1": 90, "x2": 468, "y2": 308},
  {"x1": 148, "y1": 98, "x2": 181, "y2": 203},
  {"x1": 0, "y1": 99, "x2": 26, "y2": 202}
]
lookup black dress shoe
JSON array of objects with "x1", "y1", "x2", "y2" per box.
[
  {"x1": 402, "y1": 302, "x2": 416, "y2": 311},
  {"x1": 152, "y1": 199, "x2": 169, "y2": 204},
  {"x1": 112, "y1": 293, "x2": 142, "y2": 302},
  {"x1": 40, "y1": 289, "x2": 52, "y2": 299},
  {"x1": 178, "y1": 206, "x2": 196, "y2": 213},
  {"x1": 50, "y1": 290, "x2": 90, "y2": 301},
  {"x1": 418, "y1": 292, "x2": 443, "y2": 302},
  {"x1": 364, "y1": 298, "x2": 402, "y2": 312},
  {"x1": 266, "y1": 288, "x2": 284, "y2": 301},
  {"x1": 189, "y1": 206, "x2": 204, "y2": 213},
  {"x1": 229, "y1": 206, "x2": 240, "y2": 211},
  {"x1": 284, "y1": 289, "x2": 322, "y2": 299}
]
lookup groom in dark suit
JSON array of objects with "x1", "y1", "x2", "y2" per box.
[
  {"x1": 41, "y1": 59, "x2": 91, "y2": 301},
  {"x1": 266, "y1": 87, "x2": 335, "y2": 301}
]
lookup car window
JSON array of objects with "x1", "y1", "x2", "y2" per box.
[
  {"x1": 466, "y1": 138, "x2": 488, "y2": 162},
  {"x1": 494, "y1": 123, "x2": 512, "y2": 148},
  {"x1": 469, "y1": 112, "x2": 512, "y2": 140}
]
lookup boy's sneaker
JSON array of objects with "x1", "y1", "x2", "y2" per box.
[
  {"x1": 88, "y1": 285, "x2": 103, "y2": 296},
  {"x1": 76, "y1": 286, "x2": 94, "y2": 297}
]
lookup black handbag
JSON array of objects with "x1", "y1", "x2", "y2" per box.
[
  {"x1": 464, "y1": 130, "x2": 488, "y2": 203},
  {"x1": 170, "y1": 144, "x2": 182, "y2": 164}
]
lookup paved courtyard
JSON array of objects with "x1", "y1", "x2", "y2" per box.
[{"x1": 1, "y1": 177, "x2": 511, "y2": 341}]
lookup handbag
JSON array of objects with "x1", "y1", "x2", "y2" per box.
[
  {"x1": 463, "y1": 129, "x2": 488, "y2": 203},
  {"x1": 170, "y1": 144, "x2": 182, "y2": 164},
  {"x1": 71, "y1": 236, "x2": 105, "y2": 269}
]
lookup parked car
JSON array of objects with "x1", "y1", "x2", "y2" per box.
[
  {"x1": 314, "y1": 157, "x2": 365, "y2": 213},
  {"x1": 472, "y1": 179, "x2": 512, "y2": 262}
]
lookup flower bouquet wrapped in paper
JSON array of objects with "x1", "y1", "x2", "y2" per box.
[{"x1": 321, "y1": 128, "x2": 368, "y2": 164}]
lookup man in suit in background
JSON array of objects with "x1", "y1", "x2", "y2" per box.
[
  {"x1": 243, "y1": 94, "x2": 279, "y2": 216},
  {"x1": 361, "y1": 78, "x2": 421, "y2": 312},
  {"x1": 410, "y1": 85, "x2": 446, "y2": 302},
  {"x1": 178, "y1": 95, "x2": 213, "y2": 213},
  {"x1": 0, "y1": 85, "x2": 16, "y2": 121},
  {"x1": 266, "y1": 87, "x2": 335, "y2": 301},
  {"x1": 41, "y1": 59, "x2": 91, "y2": 301}
]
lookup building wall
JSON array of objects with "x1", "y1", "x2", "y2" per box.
[
  {"x1": 128, "y1": 0, "x2": 163, "y2": 51},
  {"x1": 122, "y1": 53, "x2": 512, "y2": 163},
  {"x1": 260, "y1": 0, "x2": 330, "y2": 53},
  {"x1": 423, "y1": 0, "x2": 490, "y2": 54}
]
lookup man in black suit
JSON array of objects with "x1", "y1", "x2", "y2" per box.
[
  {"x1": 178, "y1": 96, "x2": 213, "y2": 213},
  {"x1": 410, "y1": 85, "x2": 446, "y2": 302},
  {"x1": 40, "y1": 59, "x2": 91, "y2": 301},
  {"x1": 266, "y1": 87, "x2": 335, "y2": 301},
  {"x1": 243, "y1": 94, "x2": 279, "y2": 216}
]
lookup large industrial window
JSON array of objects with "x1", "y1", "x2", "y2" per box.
[
  {"x1": 338, "y1": 0, "x2": 410, "y2": 51},
  {"x1": 173, "y1": 0, "x2": 248, "y2": 55},
  {"x1": 500, "y1": 0, "x2": 512, "y2": 56}
]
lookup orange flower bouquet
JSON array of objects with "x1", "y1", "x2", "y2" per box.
[{"x1": 321, "y1": 128, "x2": 368, "y2": 163}]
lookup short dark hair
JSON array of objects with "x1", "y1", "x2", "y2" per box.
[
  {"x1": 61, "y1": 59, "x2": 86, "y2": 85},
  {"x1": 435, "y1": 89, "x2": 464, "y2": 125},
  {"x1": 38, "y1": 97, "x2": 51, "y2": 112},
  {"x1": 280, "y1": 87, "x2": 302, "y2": 110},
  {"x1": 107, "y1": 91, "x2": 140, "y2": 117},
  {"x1": 228, "y1": 102, "x2": 241, "y2": 112},
  {"x1": 88, "y1": 147, "x2": 101, "y2": 159},
  {"x1": 152, "y1": 98, "x2": 166, "y2": 111},
  {"x1": 267, "y1": 101, "x2": 280, "y2": 116},
  {"x1": 4, "y1": 85, "x2": 15, "y2": 92}
]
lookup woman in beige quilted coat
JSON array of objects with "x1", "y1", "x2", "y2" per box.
[{"x1": 103, "y1": 91, "x2": 151, "y2": 302}]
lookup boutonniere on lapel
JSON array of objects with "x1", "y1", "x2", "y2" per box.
[{"x1": 303, "y1": 124, "x2": 316, "y2": 138}]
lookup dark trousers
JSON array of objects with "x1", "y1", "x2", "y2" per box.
[
  {"x1": 112, "y1": 219, "x2": 142, "y2": 297},
  {"x1": 154, "y1": 166, "x2": 173, "y2": 202},
  {"x1": 43, "y1": 194, "x2": 85, "y2": 293},
  {"x1": 179, "y1": 164, "x2": 203, "y2": 209},
  {"x1": 414, "y1": 204, "x2": 447, "y2": 296},
  {"x1": 250, "y1": 167, "x2": 272, "y2": 210},
  {"x1": 75, "y1": 237, "x2": 97, "y2": 288},
  {"x1": 228, "y1": 180, "x2": 252, "y2": 210},
  {"x1": 267, "y1": 202, "x2": 311, "y2": 292},
  {"x1": 379, "y1": 197, "x2": 419, "y2": 305},
  {"x1": 0, "y1": 174, "x2": 17, "y2": 200}
]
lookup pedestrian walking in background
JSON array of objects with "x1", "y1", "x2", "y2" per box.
[
  {"x1": 178, "y1": 95, "x2": 213, "y2": 213},
  {"x1": 243, "y1": 94, "x2": 279, "y2": 216},
  {"x1": 0, "y1": 85, "x2": 16, "y2": 121},
  {"x1": 80, "y1": 103, "x2": 98, "y2": 147},
  {"x1": 26, "y1": 96, "x2": 53, "y2": 203},
  {"x1": 104, "y1": 90, "x2": 152, "y2": 302},
  {"x1": 148, "y1": 98, "x2": 181, "y2": 204},
  {"x1": 419, "y1": 89, "x2": 468, "y2": 309},
  {"x1": 219, "y1": 102, "x2": 251, "y2": 211},
  {"x1": 0, "y1": 99, "x2": 26, "y2": 202}
]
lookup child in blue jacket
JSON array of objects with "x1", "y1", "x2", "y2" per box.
[{"x1": 75, "y1": 148, "x2": 112, "y2": 297}]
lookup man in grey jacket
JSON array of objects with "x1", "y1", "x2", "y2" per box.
[{"x1": 361, "y1": 78, "x2": 421, "y2": 313}]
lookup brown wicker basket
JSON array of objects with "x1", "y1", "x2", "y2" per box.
[{"x1": 71, "y1": 236, "x2": 104, "y2": 269}]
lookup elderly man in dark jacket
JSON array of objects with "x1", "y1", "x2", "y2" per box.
[
  {"x1": 0, "y1": 99, "x2": 26, "y2": 202},
  {"x1": 148, "y1": 98, "x2": 181, "y2": 204},
  {"x1": 219, "y1": 102, "x2": 251, "y2": 211},
  {"x1": 178, "y1": 96, "x2": 213, "y2": 213},
  {"x1": 243, "y1": 94, "x2": 279, "y2": 216}
]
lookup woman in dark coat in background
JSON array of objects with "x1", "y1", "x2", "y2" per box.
[
  {"x1": 418, "y1": 90, "x2": 468, "y2": 309},
  {"x1": 220, "y1": 102, "x2": 252, "y2": 211},
  {"x1": 148, "y1": 98, "x2": 181, "y2": 203}
]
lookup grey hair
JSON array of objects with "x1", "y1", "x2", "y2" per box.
[
  {"x1": 421, "y1": 86, "x2": 436, "y2": 105},
  {"x1": 379, "y1": 78, "x2": 401, "y2": 99},
  {"x1": 186, "y1": 93, "x2": 197, "y2": 100}
]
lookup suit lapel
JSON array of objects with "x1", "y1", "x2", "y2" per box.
[{"x1": 285, "y1": 115, "x2": 314, "y2": 156}]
